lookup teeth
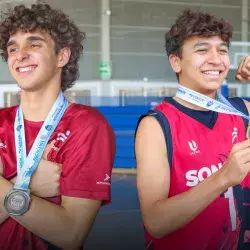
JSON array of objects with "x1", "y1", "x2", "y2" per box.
[
  {"x1": 19, "y1": 66, "x2": 35, "y2": 73},
  {"x1": 203, "y1": 71, "x2": 220, "y2": 75}
]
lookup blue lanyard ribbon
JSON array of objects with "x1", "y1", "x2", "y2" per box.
[
  {"x1": 14, "y1": 91, "x2": 68, "y2": 190},
  {"x1": 176, "y1": 84, "x2": 250, "y2": 120}
]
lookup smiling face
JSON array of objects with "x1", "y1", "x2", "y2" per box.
[
  {"x1": 7, "y1": 30, "x2": 63, "y2": 92},
  {"x1": 169, "y1": 36, "x2": 230, "y2": 96}
]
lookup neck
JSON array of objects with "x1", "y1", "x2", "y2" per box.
[{"x1": 20, "y1": 87, "x2": 61, "y2": 122}]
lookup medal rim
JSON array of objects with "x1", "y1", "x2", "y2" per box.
[{"x1": 4, "y1": 189, "x2": 30, "y2": 216}]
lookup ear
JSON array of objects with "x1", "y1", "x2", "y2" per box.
[
  {"x1": 169, "y1": 54, "x2": 181, "y2": 73},
  {"x1": 58, "y1": 47, "x2": 71, "y2": 68}
]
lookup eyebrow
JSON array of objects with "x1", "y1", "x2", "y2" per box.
[
  {"x1": 7, "y1": 36, "x2": 46, "y2": 48},
  {"x1": 193, "y1": 42, "x2": 228, "y2": 49}
]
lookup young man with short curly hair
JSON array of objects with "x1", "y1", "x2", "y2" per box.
[
  {"x1": 136, "y1": 10, "x2": 250, "y2": 250},
  {"x1": 0, "y1": 2, "x2": 115, "y2": 249}
]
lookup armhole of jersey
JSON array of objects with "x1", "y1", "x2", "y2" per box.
[
  {"x1": 135, "y1": 109, "x2": 173, "y2": 170},
  {"x1": 227, "y1": 97, "x2": 249, "y2": 130}
]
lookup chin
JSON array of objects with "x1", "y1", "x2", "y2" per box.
[
  {"x1": 17, "y1": 82, "x2": 38, "y2": 92},
  {"x1": 205, "y1": 81, "x2": 222, "y2": 91}
]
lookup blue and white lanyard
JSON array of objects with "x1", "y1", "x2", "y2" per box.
[
  {"x1": 14, "y1": 91, "x2": 68, "y2": 190},
  {"x1": 176, "y1": 84, "x2": 250, "y2": 120}
]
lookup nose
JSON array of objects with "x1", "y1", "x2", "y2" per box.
[
  {"x1": 207, "y1": 50, "x2": 222, "y2": 65},
  {"x1": 16, "y1": 49, "x2": 29, "y2": 62}
]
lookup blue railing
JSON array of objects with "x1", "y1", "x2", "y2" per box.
[{"x1": 96, "y1": 105, "x2": 151, "y2": 169}]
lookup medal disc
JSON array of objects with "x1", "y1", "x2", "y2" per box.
[{"x1": 4, "y1": 189, "x2": 30, "y2": 215}]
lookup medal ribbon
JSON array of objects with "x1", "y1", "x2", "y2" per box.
[
  {"x1": 176, "y1": 84, "x2": 250, "y2": 120},
  {"x1": 14, "y1": 91, "x2": 68, "y2": 190}
]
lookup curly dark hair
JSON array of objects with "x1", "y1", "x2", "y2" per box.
[
  {"x1": 165, "y1": 9, "x2": 232, "y2": 58},
  {"x1": 0, "y1": 2, "x2": 85, "y2": 91}
]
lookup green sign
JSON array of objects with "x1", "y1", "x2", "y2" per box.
[{"x1": 99, "y1": 61, "x2": 112, "y2": 80}]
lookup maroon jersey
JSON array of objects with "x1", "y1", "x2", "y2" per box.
[
  {"x1": 0, "y1": 103, "x2": 115, "y2": 250},
  {"x1": 144, "y1": 98, "x2": 250, "y2": 250}
]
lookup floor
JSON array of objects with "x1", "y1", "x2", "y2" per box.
[{"x1": 84, "y1": 173, "x2": 146, "y2": 250}]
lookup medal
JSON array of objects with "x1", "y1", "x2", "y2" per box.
[
  {"x1": 4, "y1": 91, "x2": 68, "y2": 216},
  {"x1": 4, "y1": 189, "x2": 30, "y2": 215}
]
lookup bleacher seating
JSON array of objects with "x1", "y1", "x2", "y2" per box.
[{"x1": 97, "y1": 106, "x2": 151, "y2": 169}]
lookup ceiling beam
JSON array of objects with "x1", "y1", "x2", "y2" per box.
[{"x1": 111, "y1": 0, "x2": 240, "y2": 9}]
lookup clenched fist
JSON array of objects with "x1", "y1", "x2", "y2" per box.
[
  {"x1": 236, "y1": 56, "x2": 250, "y2": 82},
  {"x1": 29, "y1": 139, "x2": 62, "y2": 198},
  {"x1": 220, "y1": 139, "x2": 250, "y2": 186}
]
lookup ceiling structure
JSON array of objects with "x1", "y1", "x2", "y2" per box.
[{"x1": 0, "y1": 0, "x2": 248, "y2": 82}]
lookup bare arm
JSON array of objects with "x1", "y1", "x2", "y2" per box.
[
  {"x1": 235, "y1": 55, "x2": 250, "y2": 82},
  {"x1": 136, "y1": 116, "x2": 250, "y2": 238},
  {"x1": 0, "y1": 177, "x2": 101, "y2": 249},
  {"x1": 0, "y1": 141, "x2": 62, "y2": 225},
  {"x1": 0, "y1": 211, "x2": 9, "y2": 224}
]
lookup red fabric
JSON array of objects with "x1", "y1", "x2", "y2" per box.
[
  {"x1": 0, "y1": 104, "x2": 115, "y2": 250},
  {"x1": 145, "y1": 101, "x2": 247, "y2": 250}
]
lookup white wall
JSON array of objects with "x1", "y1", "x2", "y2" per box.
[{"x1": 0, "y1": 80, "x2": 247, "y2": 108}]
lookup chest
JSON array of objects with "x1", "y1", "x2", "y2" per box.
[
  {"x1": 0, "y1": 121, "x2": 72, "y2": 179},
  {"x1": 168, "y1": 113, "x2": 246, "y2": 193}
]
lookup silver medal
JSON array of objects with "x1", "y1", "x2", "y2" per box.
[{"x1": 4, "y1": 189, "x2": 30, "y2": 216}]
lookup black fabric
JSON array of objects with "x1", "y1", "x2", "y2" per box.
[
  {"x1": 227, "y1": 97, "x2": 249, "y2": 130},
  {"x1": 164, "y1": 97, "x2": 218, "y2": 129}
]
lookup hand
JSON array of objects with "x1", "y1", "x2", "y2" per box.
[
  {"x1": 235, "y1": 56, "x2": 250, "y2": 82},
  {"x1": 220, "y1": 139, "x2": 250, "y2": 186},
  {"x1": 29, "y1": 140, "x2": 62, "y2": 198}
]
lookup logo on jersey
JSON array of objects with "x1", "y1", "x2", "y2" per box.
[
  {"x1": 0, "y1": 142, "x2": 6, "y2": 149},
  {"x1": 96, "y1": 174, "x2": 111, "y2": 186},
  {"x1": 56, "y1": 130, "x2": 70, "y2": 142},
  {"x1": 104, "y1": 174, "x2": 110, "y2": 182},
  {"x1": 232, "y1": 127, "x2": 238, "y2": 144},
  {"x1": 188, "y1": 140, "x2": 200, "y2": 155},
  {"x1": 185, "y1": 162, "x2": 223, "y2": 187}
]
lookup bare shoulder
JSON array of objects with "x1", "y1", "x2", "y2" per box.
[
  {"x1": 136, "y1": 115, "x2": 171, "y2": 211},
  {"x1": 135, "y1": 115, "x2": 170, "y2": 184},
  {"x1": 135, "y1": 115, "x2": 167, "y2": 156}
]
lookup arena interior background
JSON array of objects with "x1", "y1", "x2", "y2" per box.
[{"x1": 0, "y1": 0, "x2": 249, "y2": 170}]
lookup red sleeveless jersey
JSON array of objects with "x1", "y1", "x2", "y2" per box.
[{"x1": 145, "y1": 100, "x2": 250, "y2": 250}]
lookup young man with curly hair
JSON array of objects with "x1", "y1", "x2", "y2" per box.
[
  {"x1": 136, "y1": 9, "x2": 250, "y2": 250},
  {"x1": 0, "y1": 2, "x2": 115, "y2": 250}
]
